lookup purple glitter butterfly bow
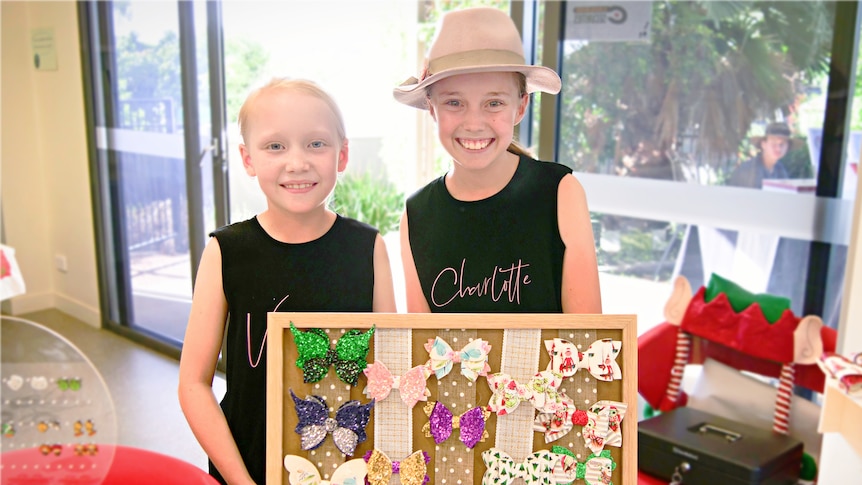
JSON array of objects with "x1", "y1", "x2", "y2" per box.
[
  {"x1": 421, "y1": 401, "x2": 489, "y2": 449},
  {"x1": 290, "y1": 389, "x2": 374, "y2": 456}
]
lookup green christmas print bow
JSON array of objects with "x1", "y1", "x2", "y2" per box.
[{"x1": 481, "y1": 448, "x2": 559, "y2": 485}]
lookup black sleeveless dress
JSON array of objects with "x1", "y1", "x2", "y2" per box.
[
  {"x1": 406, "y1": 155, "x2": 571, "y2": 313},
  {"x1": 210, "y1": 214, "x2": 377, "y2": 484}
]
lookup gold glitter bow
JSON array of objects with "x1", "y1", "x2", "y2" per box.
[{"x1": 365, "y1": 449, "x2": 428, "y2": 485}]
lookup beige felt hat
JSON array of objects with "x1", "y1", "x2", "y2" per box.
[{"x1": 393, "y1": 7, "x2": 562, "y2": 110}]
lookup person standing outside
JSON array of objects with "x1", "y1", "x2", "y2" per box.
[{"x1": 728, "y1": 121, "x2": 793, "y2": 188}]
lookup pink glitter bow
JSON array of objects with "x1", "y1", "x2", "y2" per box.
[{"x1": 363, "y1": 361, "x2": 431, "y2": 408}]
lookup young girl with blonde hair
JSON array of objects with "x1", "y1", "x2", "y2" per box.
[{"x1": 179, "y1": 78, "x2": 396, "y2": 484}]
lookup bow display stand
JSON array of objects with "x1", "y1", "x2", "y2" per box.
[{"x1": 266, "y1": 313, "x2": 637, "y2": 485}]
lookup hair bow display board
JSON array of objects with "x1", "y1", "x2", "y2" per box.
[{"x1": 267, "y1": 313, "x2": 636, "y2": 485}]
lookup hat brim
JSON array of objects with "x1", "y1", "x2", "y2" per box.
[
  {"x1": 393, "y1": 64, "x2": 562, "y2": 110},
  {"x1": 750, "y1": 135, "x2": 806, "y2": 151}
]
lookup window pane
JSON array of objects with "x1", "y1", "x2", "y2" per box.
[
  {"x1": 558, "y1": 1, "x2": 835, "y2": 189},
  {"x1": 553, "y1": 1, "x2": 848, "y2": 330},
  {"x1": 110, "y1": 1, "x2": 194, "y2": 342}
]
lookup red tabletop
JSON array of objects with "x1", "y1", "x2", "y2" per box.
[{"x1": 1, "y1": 444, "x2": 217, "y2": 485}]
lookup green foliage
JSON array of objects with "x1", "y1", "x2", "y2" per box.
[
  {"x1": 114, "y1": 19, "x2": 269, "y2": 135},
  {"x1": 114, "y1": 31, "x2": 182, "y2": 132},
  {"x1": 224, "y1": 38, "x2": 270, "y2": 128},
  {"x1": 782, "y1": 143, "x2": 814, "y2": 179},
  {"x1": 331, "y1": 172, "x2": 404, "y2": 236},
  {"x1": 116, "y1": 31, "x2": 181, "y2": 101},
  {"x1": 595, "y1": 216, "x2": 684, "y2": 281}
]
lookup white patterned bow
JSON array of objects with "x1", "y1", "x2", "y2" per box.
[
  {"x1": 425, "y1": 336, "x2": 491, "y2": 381},
  {"x1": 481, "y1": 448, "x2": 560, "y2": 485},
  {"x1": 284, "y1": 455, "x2": 366, "y2": 485},
  {"x1": 487, "y1": 370, "x2": 568, "y2": 416},
  {"x1": 545, "y1": 338, "x2": 622, "y2": 381}
]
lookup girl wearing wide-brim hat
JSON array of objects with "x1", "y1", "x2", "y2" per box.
[{"x1": 395, "y1": 7, "x2": 602, "y2": 314}]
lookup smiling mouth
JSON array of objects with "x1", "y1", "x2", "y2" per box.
[
  {"x1": 458, "y1": 138, "x2": 493, "y2": 150},
  {"x1": 283, "y1": 183, "x2": 315, "y2": 189}
]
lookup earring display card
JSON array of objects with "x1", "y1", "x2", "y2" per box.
[
  {"x1": 267, "y1": 313, "x2": 637, "y2": 485},
  {"x1": 1, "y1": 317, "x2": 118, "y2": 484}
]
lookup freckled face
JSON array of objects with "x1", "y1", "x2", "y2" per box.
[
  {"x1": 239, "y1": 89, "x2": 347, "y2": 217},
  {"x1": 427, "y1": 71, "x2": 528, "y2": 173}
]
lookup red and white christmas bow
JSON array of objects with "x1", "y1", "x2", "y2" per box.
[
  {"x1": 818, "y1": 351, "x2": 862, "y2": 396},
  {"x1": 533, "y1": 399, "x2": 627, "y2": 453},
  {"x1": 545, "y1": 338, "x2": 622, "y2": 381}
]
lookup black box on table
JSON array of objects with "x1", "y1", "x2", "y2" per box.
[{"x1": 638, "y1": 407, "x2": 803, "y2": 484}]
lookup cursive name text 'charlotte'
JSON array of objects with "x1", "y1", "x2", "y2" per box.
[{"x1": 431, "y1": 258, "x2": 531, "y2": 307}]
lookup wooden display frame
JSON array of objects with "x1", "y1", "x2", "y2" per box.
[{"x1": 267, "y1": 313, "x2": 637, "y2": 484}]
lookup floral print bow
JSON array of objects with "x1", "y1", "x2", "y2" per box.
[
  {"x1": 290, "y1": 323, "x2": 374, "y2": 386},
  {"x1": 363, "y1": 449, "x2": 429, "y2": 485},
  {"x1": 481, "y1": 448, "x2": 560, "y2": 485},
  {"x1": 363, "y1": 361, "x2": 432, "y2": 408},
  {"x1": 551, "y1": 447, "x2": 616, "y2": 485},
  {"x1": 487, "y1": 370, "x2": 568, "y2": 416},
  {"x1": 544, "y1": 338, "x2": 622, "y2": 382},
  {"x1": 425, "y1": 336, "x2": 491, "y2": 381},
  {"x1": 283, "y1": 455, "x2": 366, "y2": 485},
  {"x1": 290, "y1": 390, "x2": 374, "y2": 456},
  {"x1": 421, "y1": 401, "x2": 490, "y2": 449},
  {"x1": 534, "y1": 400, "x2": 627, "y2": 453}
]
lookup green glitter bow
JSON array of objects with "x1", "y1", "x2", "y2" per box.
[
  {"x1": 290, "y1": 323, "x2": 375, "y2": 386},
  {"x1": 550, "y1": 446, "x2": 616, "y2": 485}
]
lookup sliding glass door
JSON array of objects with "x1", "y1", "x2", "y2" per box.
[{"x1": 80, "y1": 1, "x2": 224, "y2": 347}]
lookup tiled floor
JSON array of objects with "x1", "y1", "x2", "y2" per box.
[{"x1": 1, "y1": 308, "x2": 224, "y2": 472}]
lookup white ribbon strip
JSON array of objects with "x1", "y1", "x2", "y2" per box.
[
  {"x1": 372, "y1": 328, "x2": 413, "y2": 461},
  {"x1": 494, "y1": 329, "x2": 542, "y2": 461}
]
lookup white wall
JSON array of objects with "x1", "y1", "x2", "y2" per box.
[{"x1": 1, "y1": 1, "x2": 100, "y2": 326}]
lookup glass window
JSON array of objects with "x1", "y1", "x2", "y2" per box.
[
  {"x1": 549, "y1": 0, "x2": 851, "y2": 330},
  {"x1": 110, "y1": 1, "x2": 194, "y2": 342},
  {"x1": 558, "y1": 1, "x2": 835, "y2": 187},
  {"x1": 84, "y1": 1, "x2": 215, "y2": 345}
]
